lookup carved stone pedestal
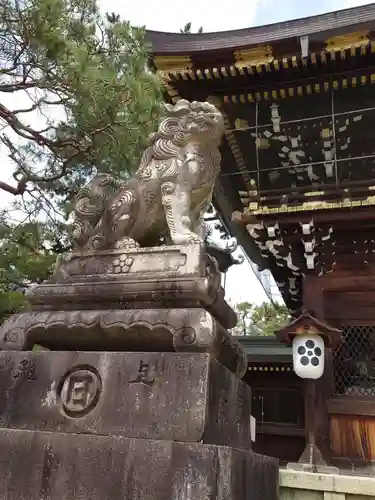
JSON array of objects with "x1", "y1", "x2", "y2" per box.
[
  {"x1": 0, "y1": 244, "x2": 279, "y2": 499},
  {"x1": 0, "y1": 244, "x2": 246, "y2": 377},
  {"x1": 0, "y1": 351, "x2": 279, "y2": 500}
]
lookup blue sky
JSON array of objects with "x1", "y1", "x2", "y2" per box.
[
  {"x1": 253, "y1": 0, "x2": 369, "y2": 26},
  {"x1": 99, "y1": 0, "x2": 374, "y2": 33}
]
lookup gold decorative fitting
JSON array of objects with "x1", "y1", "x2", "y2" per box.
[
  {"x1": 234, "y1": 45, "x2": 274, "y2": 69},
  {"x1": 304, "y1": 191, "x2": 325, "y2": 197},
  {"x1": 256, "y1": 137, "x2": 270, "y2": 150},
  {"x1": 154, "y1": 55, "x2": 193, "y2": 74},
  {"x1": 245, "y1": 196, "x2": 375, "y2": 216},
  {"x1": 325, "y1": 31, "x2": 370, "y2": 53},
  {"x1": 234, "y1": 118, "x2": 249, "y2": 130},
  {"x1": 248, "y1": 202, "x2": 259, "y2": 210},
  {"x1": 163, "y1": 81, "x2": 180, "y2": 101}
]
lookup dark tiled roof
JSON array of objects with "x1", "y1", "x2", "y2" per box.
[
  {"x1": 234, "y1": 336, "x2": 292, "y2": 356},
  {"x1": 147, "y1": 3, "x2": 375, "y2": 53}
]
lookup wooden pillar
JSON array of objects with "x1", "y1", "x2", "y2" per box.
[{"x1": 303, "y1": 275, "x2": 335, "y2": 462}]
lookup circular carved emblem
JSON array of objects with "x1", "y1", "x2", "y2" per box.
[
  {"x1": 58, "y1": 366, "x2": 102, "y2": 418},
  {"x1": 179, "y1": 327, "x2": 196, "y2": 345}
]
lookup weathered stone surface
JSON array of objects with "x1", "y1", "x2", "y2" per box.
[
  {"x1": 0, "y1": 242, "x2": 245, "y2": 371},
  {"x1": 0, "y1": 351, "x2": 251, "y2": 449},
  {"x1": 69, "y1": 100, "x2": 225, "y2": 251},
  {"x1": 0, "y1": 428, "x2": 279, "y2": 500},
  {"x1": 53, "y1": 244, "x2": 207, "y2": 282},
  {"x1": 33, "y1": 244, "x2": 237, "y2": 330},
  {"x1": 0, "y1": 309, "x2": 246, "y2": 377}
]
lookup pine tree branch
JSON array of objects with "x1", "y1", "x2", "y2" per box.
[
  {"x1": 0, "y1": 178, "x2": 26, "y2": 195},
  {"x1": 0, "y1": 103, "x2": 55, "y2": 145}
]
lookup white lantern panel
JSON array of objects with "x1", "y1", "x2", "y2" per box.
[{"x1": 292, "y1": 333, "x2": 324, "y2": 379}]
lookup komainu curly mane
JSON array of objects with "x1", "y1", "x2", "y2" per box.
[{"x1": 70, "y1": 99, "x2": 225, "y2": 250}]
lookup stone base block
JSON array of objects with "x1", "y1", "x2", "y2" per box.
[
  {"x1": 31, "y1": 244, "x2": 237, "y2": 329},
  {"x1": 0, "y1": 351, "x2": 251, "y2": 450},
  {"x1": 0, "y1": 310, "x2": 246, "y2": 377},
  {"x1": 0, "y1": 428, "x2": 279, "y2": 500}
]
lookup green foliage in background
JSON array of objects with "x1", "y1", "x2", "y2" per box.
[
  {"x1": 233, "y1": 301, "x2": 290, "y2": 336},
  {"x1": 0, "y1": 0, "x2": 164, "y2": 320}
]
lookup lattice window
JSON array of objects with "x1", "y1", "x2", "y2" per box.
[{"x1": 333, "y1": 326, "x2": 375, "y2": 396}]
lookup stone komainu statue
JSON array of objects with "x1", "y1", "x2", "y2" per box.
[{"x1": 71, "y1": 99, "x2": 225, "y2": 250}]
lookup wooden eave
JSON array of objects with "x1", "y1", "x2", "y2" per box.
[
  {"x1": 146, "y1": 5, "x2": 375, "y2": 314},
  {"x1": 147, "y1": 3, "x2": 375, "y2": 82}
]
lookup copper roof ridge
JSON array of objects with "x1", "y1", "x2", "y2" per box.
[{"x1": 146, "y1": 3, "x2": 375, "y2": 53}]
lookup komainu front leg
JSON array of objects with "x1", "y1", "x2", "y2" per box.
[
  {"x1": 191, "y1": 192, "x2": 214, "y2": 243},
  {"x1": 161, "y1": 182, "x2": 203, "y2": 245},
  {"x1": 191, "y1": 214, "x2": 206, "y2": 242},
  {"x1": 110, "y1": 185, "x2": 140, "y2": 249},
  {"x1": 192, "y1": 201, "x2": 211, "y2": 242}
]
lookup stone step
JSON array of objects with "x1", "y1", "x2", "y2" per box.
[{"x1": 0, "y1": 428, "x2": 279, "y2": 500}]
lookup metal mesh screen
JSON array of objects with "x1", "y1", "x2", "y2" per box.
[{"x1": 333, "y1": 326, "x2": 375, "y2": 396}]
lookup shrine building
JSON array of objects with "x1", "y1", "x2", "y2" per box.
[{"x1": 147, "y1": 3, "x2": 375, "y2": 470}]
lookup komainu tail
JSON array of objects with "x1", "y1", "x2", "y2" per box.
[{"x1": 70, "y1": 173, "x2": 121, "y2": 250}]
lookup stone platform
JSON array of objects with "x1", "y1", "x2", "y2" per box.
[
  {"x1": 0, "y1": 244, "x2": 279, "y2": 499},
  {"x1": 0, "y1": 351, "x2": 279, "y2": 500},
  {"x1": 0, "y1": 429, "x2": 278, "y2": 500}
]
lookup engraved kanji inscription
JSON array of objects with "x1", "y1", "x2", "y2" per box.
[
  {"x1": 59, "y1": 368, "x2": 102, "y2": 417},
  {"x1": 12, "y1": 358, "x2": 36, "y2": 381},
  {"x1": 128, "y1": 360, "x2": 155, "y2": 387}
]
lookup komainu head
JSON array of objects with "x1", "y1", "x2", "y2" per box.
[
  {"x1": 144, "y1": 99, "x2": 224, "y2": 158},
  {"x1": 163, "y1": 99, "x2": 224, "y2": 144}
]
